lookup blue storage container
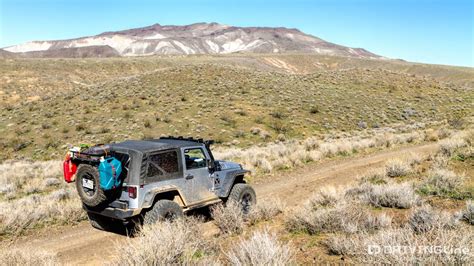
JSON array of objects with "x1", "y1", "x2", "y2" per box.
[{"x1": 99, "y1": 157, "x2": 123, "y2": 190}]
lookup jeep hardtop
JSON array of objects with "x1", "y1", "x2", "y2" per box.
[{"x1": 68, "y1": 136, "x2": 256, "y2": 230}]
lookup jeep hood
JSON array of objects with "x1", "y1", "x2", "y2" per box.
[{"x1": 216, "y1": 160, "x2": 242, "y2": 170}]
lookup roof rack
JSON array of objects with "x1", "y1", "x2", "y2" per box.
[{"x1": 159, "y1": 136, "x2": 214, "y2": 145}]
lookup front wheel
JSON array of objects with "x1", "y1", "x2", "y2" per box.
[{"x1": 227, "y1": 183, "x2": 256, "y2": 214}]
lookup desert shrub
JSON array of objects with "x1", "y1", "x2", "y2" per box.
[
  {"x1": 425, "y1": 128, "x2": 451, "y2": 142},
  {"x1": 259, "y1": 130, "x2": 271, "y2": 140},
  {"x1": 250, "y1": 127, "x2": 261, "y2": 135},
  {"x1": 248, "y1": 198, "x2": 285, "y2": 224},
  {"x1": 227, "y1": 229, "x2": 294, "y2": 265},
  {"x1": 461, "y1": 201, "x2": 473, "y2": 225},
  {"x1": 418, "y1": 169, "x2": 467, "y2": 199},
  {"x1": 350, "y1": 182, "x2": 419, "y2": 209},
  {"x1": 408, "y1": 205, "x2": 458, "y2": 233},
  {"x1": 211, "y1": 203, "x2": 244, "y2": 235},
  {"x1": 324, "y1": 226, "x2": 473, "y2": 264},
  {"x1": 285, "y1": 202, "x2": 391, "y2": 235},
  {"x1": 453, "y1": 146, "x2": 474, "y2": 162},
  {"x1": 303, "y1": 137, "x2": 319, "y2": 151},
  {"x1": 0, "y1": 248, "x2": 57, "y2": 266},
  {"x1": 324, "y1": 234, "x2": 360, "y2": 255},
  {"x1": 0, "y1": 160, "x2": 63, "y2": 197},
  {"x1": 220, "y1": 116, "x2": 236, "y2": 127},
  {"x1": 43, "y1": 177, "x2": 61, "y2": 187},
  {"x1": 270, "y1": 110, "x2": 285, "y2": 119},
  {"x1": 269, "y1": 120, "x2": 288, "y2": 134},
  {"x1": 75, "y1": 123, "x2": 86, "y2": 131},
  {"x1": 438, "y1": 138, "x2": 467, "y2": 157},
  {"x1": 307, "y1": 187, "x2": 343, "y2": 208},
  {"x1": 113, "y1": 218, "x2": 209, "y2": 265},
  {"x1": 143, "y1": 120, "x2": 151, "y2": 128},
  {"x1": 436, "y1": 127, "x2": 452, "y2": 139},
  {"x1": 0, "y1": 187, "x2": 85, "y2": 236},
  {"x1": 385, "y1": 159, "x2": 412, "y2": 177},
  {"x1": 406, "y1": 152, "x2": 423, "y2": 166},
  {"x1": 309, "y1": 105, "x2": 320, "y2": 114},
  {"x1": 256, "y1": 158, "x2": 273, "y2": 173}
]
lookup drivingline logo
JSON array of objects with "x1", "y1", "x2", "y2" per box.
[{"x1": 367, "y1": 245, "x2": 470, "y2": 255}]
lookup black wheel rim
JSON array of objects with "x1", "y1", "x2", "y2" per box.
[
  {"x1": 240, "y1": 192, "x2": 253, "y2": 214},
  {"x1": 81, "y1": 173, "x2": 96, "y2": 197},
  {"x1": 163, "y1": 211, "x2": 177, "y2": 221}
]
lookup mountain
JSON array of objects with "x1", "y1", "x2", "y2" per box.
[{"x1": 2, "y1": 22, "x2": 381, "y2": 58}]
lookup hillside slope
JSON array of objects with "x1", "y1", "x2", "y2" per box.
[{"x1": 0, "y1": 54, "x2": 472, "y2": 161}]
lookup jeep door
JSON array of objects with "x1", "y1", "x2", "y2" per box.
[
  {"x1": 181, "y1": 146, "x2": 217, "y2": 204},
  {"x1": 144, "y1": 149, "x2": 194, "y2": 206}
]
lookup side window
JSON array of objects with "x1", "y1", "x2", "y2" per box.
[
  {"x1": 147, "y1": 150, "x2": 179, "y2": 179},
  {"x1": 184, "y1": 148, "x2": 207, "y2": 170}
]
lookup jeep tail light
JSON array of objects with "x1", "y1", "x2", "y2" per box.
[{"x1": 128, "y1": 186, "x2": 137, "y2": 199}]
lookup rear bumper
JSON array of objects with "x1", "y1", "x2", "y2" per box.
[{"x1": 83, "y1": 205, "x2": 142, "y2": 221}]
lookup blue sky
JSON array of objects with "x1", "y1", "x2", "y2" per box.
[{"x1": 0, "y1": 0, "x2": 472, "y2": 67}]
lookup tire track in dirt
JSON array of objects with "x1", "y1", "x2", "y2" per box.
[{"x1": 8, "y1": 143, "x2": 438, "y2": 265}]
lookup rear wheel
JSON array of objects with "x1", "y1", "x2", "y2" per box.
[
  {"x1": 227, "y1": 183, "x2": 256, "y2": 214},
  {"x1": 87, "y1": 212, "x2": 117, "y2": 231},
  {"x1": 75, "y1": 164, "x2": 107, "y2": 208},
  {"x1": 143, "y1": 200, "x2": 183, "y2": 225}
]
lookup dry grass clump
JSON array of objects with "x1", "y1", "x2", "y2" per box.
[
  {"x1": 0, "y1": 160, "x2": 62, "y2": 198},
  {"x1": 307, "y1": 187, "x2": 343, "y2": 208},
  {"x1": 113, "y1": 218, "x2": 210, "y2": 265},
  {"x1": 212, "y1": 199, "x2": 284, "y2": 233},
  {"x1": 460, "y1": 200, "x2": 473, "y2": 225},
  {"x1": 385, "y1": 159, "x2": 413, "y2": 177},
  {"x1": 248, "y1": 198, "x2": 285, "y2": 225},
  {"x1": 425, "y1": 127, "x2": 452, "y2": 142},
  {"x1": 438, "y1": 137, "x2": 467, "y2": 157},
  {"x1": 211, "y1": 202, "x2": 244, "y2": 235},
  {"x1": 0, "y1": 187, "x2": 85, "y2": 236},
  {"x1": 418, "y1": 168, "x2": 467, "y2": 199},
  {"x1": 348, "y1": 182, "x2": 419, "y2": 209},
  {"x1": 227, "y1": 229, "x2": 295, "y2": 265},
  {"x1": 0, "y1": 248, "x2": 57, "y2": 266},
  {"x1": 408, "y1": 205, "x2": 458, "y2": 233},
  {"x1": 324, "y1": 226, "x2": 473, "y2": 264},
  {"x1": 286, "y1": 198, "x2": 391, "y2": 235}
]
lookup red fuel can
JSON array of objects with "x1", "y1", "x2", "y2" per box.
[{"x1": 63, "y1": 153, "x2": 77, "y2": 183}]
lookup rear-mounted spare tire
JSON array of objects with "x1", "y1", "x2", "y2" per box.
[{"x1": 75, "y1": 164, "x2": 108, "y2": 207}]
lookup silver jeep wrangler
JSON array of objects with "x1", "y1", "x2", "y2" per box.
[{"x1": 72, "y1": 137, "x2": 256, "y2": 230}]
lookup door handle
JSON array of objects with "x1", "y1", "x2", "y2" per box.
[{"x1": 185, "y1": 174, "x2": 194, "y2": 180}]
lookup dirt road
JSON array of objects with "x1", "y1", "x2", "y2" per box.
[{"x1": 11, "y1": 143, "x2": 438, "y2": 265}]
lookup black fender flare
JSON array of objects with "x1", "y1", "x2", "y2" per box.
[
  {"x1": 216, "y1": 169, "x2": 250, "y2": 198},
  {"x1": 142, "y1": 187, "x2": 186, "y2": 209}
]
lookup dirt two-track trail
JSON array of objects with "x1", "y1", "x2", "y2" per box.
[{"x1": 11, "y1": 143, "x2": 438, "y2": 265}]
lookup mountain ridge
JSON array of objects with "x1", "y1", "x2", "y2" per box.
[{"x1": 2, "y1": 22, "x2": 382, "y2": 58}]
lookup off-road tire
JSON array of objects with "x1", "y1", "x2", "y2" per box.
[
  {"x1": 228, "y1": 183, "x2": 256, "y2": 214},
  {"x1": 143, "y1": 200, "x2": 183, "y2": 225},
  {"x1": 75, "y1": 164, "x2": 107, "y2": 208},
  {"x1": 87, "y1": 212, "x2": 115, "y2": 231}
]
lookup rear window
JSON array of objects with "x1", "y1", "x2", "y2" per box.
[{"x1": 146, "y1": 150, "x2": 180, "y2": 181}]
